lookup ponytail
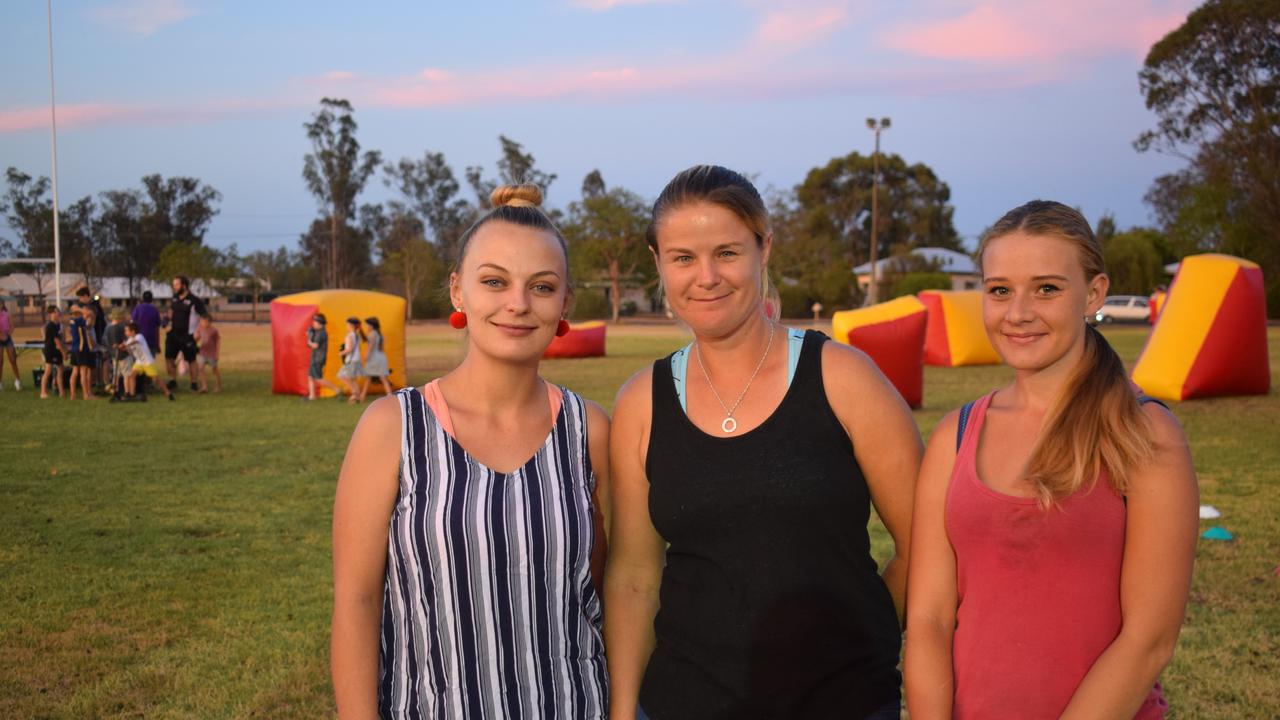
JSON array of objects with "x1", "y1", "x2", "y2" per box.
[{"x1": 1024, "y1": 324, "x2": 1153, "y2": 505}]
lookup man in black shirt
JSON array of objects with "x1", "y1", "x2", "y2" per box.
[
  {"x1": 165, "y1": 275, "x2": 209, "y2": 393},
  {"x1": 75, "y1": 287, "x2": 107, "y2": 345}
]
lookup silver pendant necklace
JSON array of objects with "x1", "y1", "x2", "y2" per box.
[{"x1": 694, "y1": 322, "x2": 776, "y2": 434}]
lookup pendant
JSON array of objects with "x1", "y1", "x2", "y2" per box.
[{"x1": 721, "y1": 417, "x2": 738, "y2": 434}]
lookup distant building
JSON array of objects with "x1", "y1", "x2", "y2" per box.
[
  {"x1": 853, "y1": 247, "x2": 980, "y2": 295},
  {"x1": 0, "y1": 272, "x2": 235, "y2": 311}
]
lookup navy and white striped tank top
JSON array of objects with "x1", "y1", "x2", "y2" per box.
[{"x1": 379, "y1": 385, "x2": 609, "y2": 719}]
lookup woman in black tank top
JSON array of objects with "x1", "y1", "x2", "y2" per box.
[{"x1": 604, "y1": 166, "x2": 923, "y2": 720}]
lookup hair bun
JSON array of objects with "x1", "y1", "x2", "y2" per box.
[{"x1": 491, "y1": 183, "x2": 543, "y2": 209}]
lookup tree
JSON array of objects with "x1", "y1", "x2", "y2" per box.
[
  {"x1": 768, "y1": 153, "x2": 961, "y2": 314},
  {"x1": 1095, "y1": 212, "x2": 1118, "y2": 245},
  {"x1": 365, "y1": 203, "x2": 446, "y2": 320},
  {"x1": 302, "y1": 98, "x2": 382, "y2": 288},
  {"x1": 1104, "y1": 228, "x2": 1166, "y2": 295},
  {"x1": 1, "y1": 167, "x2": 94, "y2": 302},
  {"x1": 298, "y1": 215, "x2": 374, "y2": 289},
  {"x1": 466, "y1": 135, "x2": 558, "y2": 209},
  {"x1": 152, "y1": 240, "x2": 237, "y2": 300},
  {"x1": 383, "y1": 151, "x2": 475, "y2": 265},
  {"x1": 1136, "y1": 0, "x2": 1280, "y2": 312},
  {"x1": 563, "y1": 172, "x2": 652, "y2": 322}
]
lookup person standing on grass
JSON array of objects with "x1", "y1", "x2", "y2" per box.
[
  {"x1": 121, "y1": 322, "x2": 169, "y2": 401},
  {"x1": 335, "y1": 317, "x2": 365, "y2": 403},
  {"x1": 904, "y1": 201, "x2": 1198, "y2": 720},
  {"x1": 332, "y1": 184, "x2": 609, "y2": 719},
  {"x1": 131, "y1": 290, "x2": 161, "y2": 357},
  {"x1": 194, "y1": 314, "x2": 222, "y2": 393},
  {"x1": 40, "y1": 305, "x2": 65, "y2": 399},
  {"x1": 606, "y1": 165, "x2": 919, "y2": 720},
  {"x1": 164, "y1": 275, "x2": 208, "y2": 394},
  {"x1": 0, "y1": 299, "x2": 20, "y2": 391},
  {"x1": 68, "y1": 305, "x2": 98, "y2": 401},
  {"x1": 103, "y1": 309, "x2": 128, "y2": 399},
  {"x1": 356, "y1": 316, "x2": 391, "y2": 401},
  {"x1": 306, "y1": 313, "x2": 340, "y2": 400}
]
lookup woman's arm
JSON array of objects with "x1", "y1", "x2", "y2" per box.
[
  {"x1": 822, "y1": 342, "x2": 923, "y2": 620},
  {"x1": 1060, "y1": 405, "x2": 1198, "y2": 719},
  {"x1": 902, "y1": 410, "x2": 961, "y2": 720},
  {"x1": 603, "y1": 369, "x2": 667, "y2": 720},
  {"x1": 332, "y1": 396, "x2": 403, "y2": 720},
  {"x1": 584, "y1": 399, "x2": 612, "y2": 596}
]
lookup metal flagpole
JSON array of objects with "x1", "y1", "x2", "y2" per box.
[{"x1": 47, "y1": 0, "x2": 63, "y2": 309}]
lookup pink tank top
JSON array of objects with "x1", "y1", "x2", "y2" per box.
[{"x1": 946, "y1": 392, "x2": 1167, "y2": 719}]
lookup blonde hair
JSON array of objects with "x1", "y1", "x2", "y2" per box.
[
  {"x1": 452, "y1": 183, "x2": 570, "y2": 283},
  {"x1": 978, "y1": 200, "x2": 1154, "y2": 506}
]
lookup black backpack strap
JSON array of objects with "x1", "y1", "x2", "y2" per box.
[{"x1": 956, "y1": 400, "x2": 977, "y2": 452}]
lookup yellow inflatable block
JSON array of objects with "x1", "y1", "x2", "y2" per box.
[
  {"x1": 271, "y1": 289, "x2": 408, "y2": 396},
  {"x1": 919, "y1": 290, "x2": 1000, "y2": 366}
]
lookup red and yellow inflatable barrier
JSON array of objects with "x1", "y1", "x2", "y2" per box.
[
  {"x1": 271, "y1": 290, "x2": 407, "y2": 396},
  {"x1": 918, "y1": 290, "x2": 1000, "y2": 367},
  {"x1": 1132, "y1": 254, "x2": 1269, "y2": 401},
  {"x1": 543, "y1": 320, "x2": 606, "y2": 359},
  {"x1": 831, "y1": 296, "x2": 927, "y2": 408},
  {"x1": 1148, "y1": 289, "x2": 1167, "y2": 325}
]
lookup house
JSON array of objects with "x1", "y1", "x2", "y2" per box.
[
  {"x1": 853, "y1": 247, "x2": 981, "y2": 296},
  {"x1": 1, "y1": 272, "x2": 225, "y2": 311}
]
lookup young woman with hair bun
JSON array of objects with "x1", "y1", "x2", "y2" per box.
[
  {"x1": 332, "y1": 184, "x2": 610, "y2": 719},
  {"x1": 606, "y1": 165, "x2": 921, "y2": 719},
  {"x1": 904, "y1": 200, "x2": 1198, "y2": 719}
]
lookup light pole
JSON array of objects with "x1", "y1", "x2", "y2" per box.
[
  {"x1": 47, "y1": 0, "x2": 63, "y2": 309},
  {"x1": 865, "y1": 117, "x2": 890, "y2": 306}
]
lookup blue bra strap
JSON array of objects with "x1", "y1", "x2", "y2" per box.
[
  {"x1": 955, "y1": 400, "x2": 976, "y2": 452},
  {"x1": 674, "y1": 327, "x2": 807, "y2": 413}
]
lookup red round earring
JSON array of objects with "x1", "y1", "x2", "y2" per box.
[
  {"x1": 449, "y1": 310, "x2": 467, "y2": 329},
  {"x1": 556, "y1": 319, "x2": 571, "y2": 337}
]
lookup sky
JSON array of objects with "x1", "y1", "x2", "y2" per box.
[{"x1": 0, "y1": 0, "x2": 1196, "y2": 255}]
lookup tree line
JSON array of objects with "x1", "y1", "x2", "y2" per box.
[{"x1": 3, "y1": 0, "x2": 1273, "y2": 319}]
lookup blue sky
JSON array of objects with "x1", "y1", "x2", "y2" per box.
[{"x1": 1, "y1": 0, "x2": 1194, "y2": 255}]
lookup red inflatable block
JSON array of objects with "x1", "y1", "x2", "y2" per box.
[
  {"x1": 831, "y1": 296, "x2": 928, "y2": 408},
  {"x1": 271, "y1": 301, "x2": 317, "y2": 395},
  {"x1": 544, "y1": 321, "x2": 606, "y2": 359}
]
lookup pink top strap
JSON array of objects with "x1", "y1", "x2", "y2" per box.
[{"x1": 423, "y1": 378, "x2": 563, "y2": 440}]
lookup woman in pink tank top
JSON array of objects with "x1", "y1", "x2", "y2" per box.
[{"x1": 904, "y1": 201, "x2": 1198, "y2": 719}]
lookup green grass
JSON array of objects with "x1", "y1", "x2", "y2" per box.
[{"x1": 0, "y1": 322, "x2": 1276, "y2": 718}]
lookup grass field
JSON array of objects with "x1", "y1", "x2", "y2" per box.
[{"x1": 1, "y1": 321, "x2": 1276, "y2": 719}]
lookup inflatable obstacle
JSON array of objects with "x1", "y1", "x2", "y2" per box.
[
  {"x1": 271, "y1": 290, "x2": 407, "y2": 396},
  {"x1": 1132, "y1": 254, "x2": 1269, "y2": 401},
  {"x1": 918, "y1": 290, "x2": 1000, "y2": 367},
  {"x1": 831, "y1": 296, "x2": 927, "y2": 408},
  {"x1": 1148, "y1": 289, "x2": 1167, "y2": 325},
  {"x1": 543, "y1": 320, "x2": 606, "y2": 359}
]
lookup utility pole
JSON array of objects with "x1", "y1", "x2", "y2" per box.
[
  {"x1": 47, "y1": 0, "x2": 63, "y2": 308},
  {"x1": 865, "y1": 117, "x2": 890, "y2": 306}
]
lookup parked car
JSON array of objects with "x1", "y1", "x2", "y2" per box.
[{"x1": 1093, "y1": 295, "x2": 1150, "y2": 324}]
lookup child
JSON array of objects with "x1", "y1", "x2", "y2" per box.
[
  {"x1": 68, "y1": 305, "x2": 97, "y2": 401},
  {"x1": 40, "y1": 305, "x2": 65, "y2": 399},
  {"x1": 122, "y1": 322, "x2": 170, "y2": 401},
  {"x1": 305, "y1": 313, "x2": 340, "y2": 400},
  {"x1": 0, "y1": 299, "x2": 19, "y2": 390},
  {"x1": 335, "y1": 316, "x2": 365, "y2": 403},
  {"x1": 357, "y1": 316, "x2": 392, "y2": 401},
  {"x1": 194, "y1": 314, "x2": 222, "y2": 393},
  {"x1": 103, "y1": 309, "x2": 128, "y2": 399}
]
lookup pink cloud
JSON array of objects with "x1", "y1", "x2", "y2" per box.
[
  {"x1": 754, "y1": 4, "x2": 849, "y2": 51},
  {"x1": 88, "y1": 0, "x2": 197, "y2": 37},
  {"x1": 571, "y1": 0, "x2": 679, "y2": 10},
  {"x1": 0, "y1": 98, "x2": 286, "y2": 134},
  {"x1": 883, "y1": 0, "x2": 1194, "y2": 62},
  {"x1": 322, "y1": 70, "x2": 358, "y2": 81}
]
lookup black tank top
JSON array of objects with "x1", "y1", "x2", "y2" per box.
[{"x1": 640, "y1": 330, "x2": 901, "y2": 720}]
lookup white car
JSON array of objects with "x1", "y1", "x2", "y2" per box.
[{"x1": 1093, "y1": 295, "x2": 1150, "y2": 324}]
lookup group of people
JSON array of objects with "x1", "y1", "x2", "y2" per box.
[
  {"x1": 305, "y1": 314, "x2": 392, "y2": 403},
  {"x1": 32, "y1": 276, "x2": 222, "y2": 402},
  {"x1": 330, "y1": 168, "x2": 1199, "y2": 720}
]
